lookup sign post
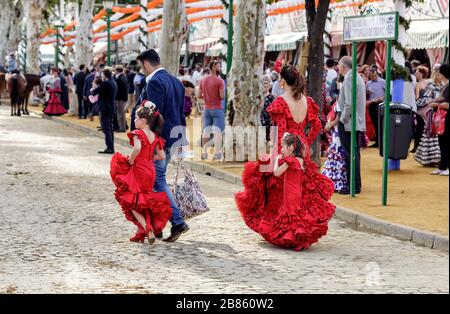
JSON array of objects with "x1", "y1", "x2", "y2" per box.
[{"x1": 343, "y1": 12, "x2": 399, "y2": 204}]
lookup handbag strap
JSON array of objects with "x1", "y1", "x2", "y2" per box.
[{"x1": 175, "y1": 159, "x2": 187, "y2": 183}]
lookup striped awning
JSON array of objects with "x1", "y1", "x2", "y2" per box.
[
  {"x1": 188, "y1": 37, "x2": 221, "y2": 54},
  {"x1": 265, "y1": 32, "x2": 307, "y2": 52},
  {"x1": 405, "y1": 19, "x2": 449, "y2": 49},
  {"x1": 206, "y1": 42, "x2": 224, "y2": 57}
]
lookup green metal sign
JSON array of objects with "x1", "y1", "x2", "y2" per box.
[{"x1": 343, "y1": 12, "x2": 399, "y2": 43}]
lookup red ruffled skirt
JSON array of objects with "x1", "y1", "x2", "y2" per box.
[
  {"x1": 43, "y1": 92, "x2": 67, "y2": 116},
  {"x1": 110, "y1": 153, "x2": 172, "y2": 235},
  {"x1": 235, "y1": 158, "x2": 336, "y2": 251}
]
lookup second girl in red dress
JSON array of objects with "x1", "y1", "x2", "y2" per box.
[{"x1": 235, "y1": 65, "x2": 336, "y2": 251}]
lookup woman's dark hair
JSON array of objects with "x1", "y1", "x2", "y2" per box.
[
  {"x1": 182, "y1": 80, "x2": 195, "y2": 89},
  {"x1": 282, "y1": 133, "x2": 304, "y2": 158},
  {"x1": 63, "y1": 69, "x2": 69, "y2": 76},
  {"x1": 439, "y1": 64, "x2": 450, "y2": 80},
  {"x1": 280, "y1": 65, "x2": 305, "y2": 100},
  {"x1": 136, "y1": 105, "x2": 164, "y2": 136},
  {"x1": 94, "y1": 77, "x2": 102, "y2": 85}
]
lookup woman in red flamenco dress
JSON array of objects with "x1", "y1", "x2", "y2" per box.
[
  {"x1": 235, "y1": 65, "x2": 336, "y2": 251},
  {"x1": 43, "y1": 69, "x2": 67, "y2": 116},
  {"x1": 110, "y1": 101, "x2": 172, "y2": 246}
]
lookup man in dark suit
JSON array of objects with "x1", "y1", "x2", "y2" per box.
[
  {"x1": 73, "y1": 64, "x2": 87, "y2": 118},
  {"x1": 114, "y1": 65, "x2": 129, "y2": 132},
  {"x1": 91, "y1": 69, "x2": 118, "y2": 154},
  {"x1": 58, "y1": 69, "x2": 69, "y2": 110},
  {"x1": 136, "y1": 49, "x2": 189, "y2": 242}
]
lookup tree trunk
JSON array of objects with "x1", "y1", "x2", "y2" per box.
[
  {"x1": 228, "y1": 0, "x2": 266, "y2": 128},
  {"x1": 75, "y1": 0, "x2": 95, "y2": 69},
  {"x1": 305, "y1": 0, "x2": 331, "y2": 165},
  {"x1": 7, "y1": 1, "x2": 24, "y2": 60},
  {"x1": 0, "y1": 0, "x2": 13, "y2": 65},
  {"x1": 160, "y1": 0, "x2": 188, "y2": 75},
  {"x1": 25, "y1": 0, "x2": 47, "y2": 74}
]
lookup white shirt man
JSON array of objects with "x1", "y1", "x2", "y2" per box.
[{"x1": 192, "y1": 69, "x2": 202, "y2": 86}]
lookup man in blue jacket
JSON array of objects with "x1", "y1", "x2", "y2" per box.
[
  {"x1": 91, "y1": 69, "x2": 118, "y2": 154},
  {"x1": 73, "y1": 64, "x2": 87, "y2": 119},
  {"x1": 136, "y1": 49, "x2": 189, "y2": 242}
]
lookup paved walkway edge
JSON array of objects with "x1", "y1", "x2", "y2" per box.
[{"x1": 36, "y1": 112, "x2": 449, "y2": 252}]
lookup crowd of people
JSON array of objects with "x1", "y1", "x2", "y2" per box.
[
  {"x1": 37, "y1": 58, "x2": 228, "y2": 162},
  {"x1": 320, "y1": 58, "x2": 450, "y2": 195}
]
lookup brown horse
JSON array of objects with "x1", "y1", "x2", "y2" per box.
[
  {"x1": 22, "y1": 74, "x2": 42, "y2": 115},
  {"x1": 7, "y1": 73, "x2": 27, "y2": 116}
]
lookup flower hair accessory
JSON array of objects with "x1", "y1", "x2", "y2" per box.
[{"x1": 140, "y1": 100, "x2": 157, "y2": 115}]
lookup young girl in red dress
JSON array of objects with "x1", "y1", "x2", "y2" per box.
[{"x1": 110, "y1": 101, "x2": 172, "y2": 246}]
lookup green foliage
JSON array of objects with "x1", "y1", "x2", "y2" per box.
[
  {"x1": 393, "y1": 40, "x2": 409, "y2": 59},
  {"x1": 391, "y1": 61, "x2": 410, "y2": 81},
  {"x1": 398, "y1": 15, "x2": 411, "y2": 31},
  {"x1": 402, "y1": 0, "x2": 424, "y2": 8}
]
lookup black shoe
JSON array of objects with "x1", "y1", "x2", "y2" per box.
[
  {"x1": 369, "y1": 143, "x2": 378, "y2": 148},
  {"x1": 156, "y1": 232, "x2": 163, "y2": 239},
  {"x1": 98, "y1": 149, "x2": 115, "y2": 154},
  {"x1": 163, "y1": 223, "x2": 189, "y2": 242},
  {"x1": 410, "y1": 148, "x2": 417, "y2": 153}
]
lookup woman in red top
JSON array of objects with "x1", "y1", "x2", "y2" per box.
[
  {"x1": 235, "y1": 65, "x2": 336, "y2": 251},
  {"x1": 110, "y1": 101, "x2": 172, "y2": 246}
]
